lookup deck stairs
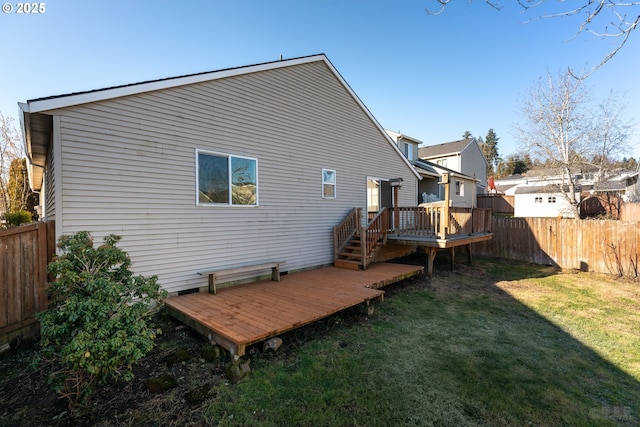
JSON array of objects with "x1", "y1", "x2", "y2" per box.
[{"x1": 333, "y1": 208, "x2": 388, "y2": 271}]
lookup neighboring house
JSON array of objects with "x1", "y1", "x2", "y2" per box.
[
  {"x1": 384, "y1": 130, "x2": 478, "y2": 208},
  {"x1": 492, "y1": 174, "x2": 526, "y2": 196},
  {"x1": 385, "y1": 130, "x2": 420, "y2": 163},
  {"x1": 582, "y1": 169, "x2": 640, "y2": 218},
  {"x1": 595, "y1": 169, "x2": 640, "y2": 203},
  {"x1": 20, "y1": 54, "x2": 420, "y2": 294},
  {"x1": 495, "y1": 169, "x2": 581, "y2": 218},
  {"x1": 513, "y1": 185, "x2": 579, "y2": 218},
  {"x1": 414, "y1": 160, "x2": 478, "y2": 208},
  {"x1": 495, "y1": 166, "x2": 640, "y2": 218},
  {"x1": 418, "y1": 137, "x2": 488, "y2": 195}
]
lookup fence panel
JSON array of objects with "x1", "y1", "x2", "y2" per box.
[
  {"x1": 477, "y1": 195, "x2": 515, "y2": 214},
  {"x1": 0, "y1": 221, "x2": 55, "y2": 344},
  {"x1": 475, "y1": 216, "x2": 639, "y2": 275}
]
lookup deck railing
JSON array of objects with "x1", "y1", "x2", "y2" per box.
[
  {"x1": 394, "y1": 206, "x2": 492, "y2": 239},
  {"x1": 333, "y1": 207, "x2": 361, "y2": 259},
  {"x1": 361, "y1": 207, "x2": 389, "y2": 268}
]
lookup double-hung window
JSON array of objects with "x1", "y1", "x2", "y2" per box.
[
  {"x1": 322, "y1": 169, "x2": 336, "y2": 199},
  {"x1": 197, "y1": 150, "x2": 258, "y2": 206}
]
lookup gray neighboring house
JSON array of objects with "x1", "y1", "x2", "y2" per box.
[
  {"x1": 385, "y1": 130, "x2": 479, "y2": 207},
  {"x1": 418, "y1": 137, "x2": 488, "y2": 195},
  {"x1": 20, "y1": 54, "x2": 420, "y2": 294}
]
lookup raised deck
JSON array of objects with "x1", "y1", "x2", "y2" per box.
[
  {"x1": 334, "y1": 206, "x2": 493, "y2": 275},
  {"x1": 165, "y1": 263, "x2": 423, "y2": 357}
]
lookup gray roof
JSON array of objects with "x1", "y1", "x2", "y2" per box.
[
  {"x1": 418, "y1": 138, "x2": 474, "y2": 159},
  {"x1": 413, "y1": 159, "x2": 478, "y2": 182},
  {"x1": 514, "y1": 185, "x2": 578, "y2": 195}
]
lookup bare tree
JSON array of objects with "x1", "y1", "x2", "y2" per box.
[
  {"x1": 514, "y1": 70, "x2": 620, "y2": 218},
  {"x1": 0, "y1": 113, "x2": 22, "y2": 218},
  {"x1": 425, "y1": 1, "x2": 640, "y2": 75},
  {"x1": 590, "y1": 91, "x2": 634, "y2": 181}
]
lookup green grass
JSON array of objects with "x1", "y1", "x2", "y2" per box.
[{"x1": 204, "y1": 258, "x2": 640, "y2": 426}]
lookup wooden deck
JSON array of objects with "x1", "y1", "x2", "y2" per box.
[
  {"x1": 165, "y1": 263, "x2": 423, "y2": 358},
  {"x1": 387, "y1": 232, "x2": 493, "y2": 277}
]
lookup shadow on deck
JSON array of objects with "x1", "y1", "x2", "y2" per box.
[{"x1": 165, "y1": 263, "x2": 423, "y2": 358}]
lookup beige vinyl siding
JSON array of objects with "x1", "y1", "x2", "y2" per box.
[{"x1": 52, "y1": 61, "x2": 417, "y2": 293}]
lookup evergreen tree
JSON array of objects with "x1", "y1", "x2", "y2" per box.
[
  {"x1": 462, "y1": 130, "x2": 472, "y2": 139},
  {"x1": 480, "y1": 129, "x2": 500, "y2": 176}
]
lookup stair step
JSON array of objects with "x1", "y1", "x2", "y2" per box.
[
  {"x1": 334, "y1": 259, "x2": 362, "y2": 270},
  {"x1": 339, "y1": 252, "x2": 362, "y2": 260}
]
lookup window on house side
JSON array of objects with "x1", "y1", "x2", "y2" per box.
[
  {"x1": 403, "y1": 144, "x2": 413, "y2": 161},
  {"x1": 535, "y1": 197, "x2": 543, "y2": 203},
  {"x1": 455, "y1": 181, "x2": 464, "y2": 196},
  {"x1": 548, "y1": 196, "x2": 556, "y2": 203},
  {"x1": 197, "y1": 150, "x2": 257, "y2": 206},
  {"x1": 322, "y1": 169, "x2": 336, "y2": 198}
]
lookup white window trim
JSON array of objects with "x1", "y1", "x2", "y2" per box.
[
  {"x1": 196, "y1": 149, "x2": 259, "y2": 207},
  {"x1": 322, "y1": 168, "x2": 337, "y2": 199}
]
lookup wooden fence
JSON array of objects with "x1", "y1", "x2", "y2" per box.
[
  {"x1": 475, "y1": 217, "x2": 639, "y2": 276},
  {"x1": 0, "y1": 221, "x2": 56, "y2": 344},
  {"x1": 477, "y1": 195, "x2": 515, "y2": 215},
  {"x1": 621, "y1": 203, "x2": 640, "y2": 222}
]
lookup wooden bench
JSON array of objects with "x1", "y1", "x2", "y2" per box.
[{"x1": 198, "y1": 261, "x2": 284, "y2": 294}]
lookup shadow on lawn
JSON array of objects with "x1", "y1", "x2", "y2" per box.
[{"x1": 387, "y1": 251, "x2": 639, "y2": 426}]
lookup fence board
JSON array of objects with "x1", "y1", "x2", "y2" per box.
[
  {"x1": 0, "y1": 221, "x2": 55, "y2": 344},
  {"x1": 476, "y1": 216, "x2": 639, "y2": 276}
]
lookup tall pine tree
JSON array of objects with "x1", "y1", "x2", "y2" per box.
[{"x1": 480, "y1": 129, "x2": 500, "y2": 176}]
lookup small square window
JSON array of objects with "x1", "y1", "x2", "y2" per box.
[
  {"x1": 548, "y1": 196, "x2": 556, "y2": 203},
  {"x1": 322, "y1": 169, "x2": 336, "y2": 199},
  {"x1": 535, "y1": 197, "x2": 543, "y2": 203}
]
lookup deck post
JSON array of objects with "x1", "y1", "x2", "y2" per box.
[
  {"x1": 466, "y1": 244, "x2": 472, "y2": 265},
  {"x1": 425, "y1": 247, "x2": 437, "y2": 278},
  {"x1": 449, "y1": 247, "x2": 455, "y2": 270}
]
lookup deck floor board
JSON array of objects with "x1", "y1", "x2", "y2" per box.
[{"x1": 165, "y1": 263, "x2": 423, "y2": 356}]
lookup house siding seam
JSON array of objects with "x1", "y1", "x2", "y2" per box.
[{"x1": 53, "y1": 60, "x2": 417, "y2": 293}]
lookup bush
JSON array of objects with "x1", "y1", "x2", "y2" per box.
[
  {"x1": 3, "y1": 210, "x2": 32, "y2": 227},
  {"x1": 36, "y1": 231, "x2": 167, "y2": 409}
]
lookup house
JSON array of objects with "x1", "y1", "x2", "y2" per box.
[
  {"x1": 385, "y1": 130, "x2": 420, "y2": 163},
  {"x1": 581, "y1": 169, "x2": 640, "y2": 218},
  {"x1": 20, "y1": 54, "x2": 421, "y2": 295},
  {"x1": 494, "y1": 169, "x2": 581, "y2": 218},
  {"x1": 418, "y1": 137, "x2": 488, "y2": 195},
  {"x1": 513, "y1": 186, "x2": 579, "y2": 218},
  {"x1": 494, "y1": 165, "x2": 640, "y2": 218},
  {"x1": 413, "y1": 160, "x2": 478, "y2": 208},
  {"x1": 384, "y1": 130, "x2": 479, "y2": 208}
]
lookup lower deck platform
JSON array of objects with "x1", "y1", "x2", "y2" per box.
[{"x1": 165, "y1": 263, "x2": 423, "y2": 357}]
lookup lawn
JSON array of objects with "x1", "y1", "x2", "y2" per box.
[
  {"x1": 204, "y1": 257, "x2": 640, "y2": 427},
  {"x1": 1, "y1": 256, "x2": 638, "y2": 426}
]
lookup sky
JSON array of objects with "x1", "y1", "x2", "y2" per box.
[{"x1": 1, "y1": 0, "x2": 639, "y2": 160}]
